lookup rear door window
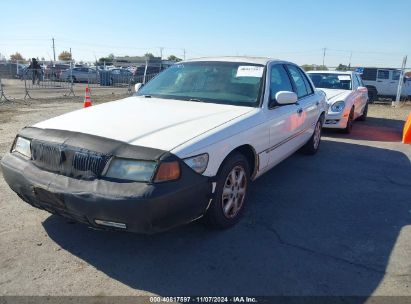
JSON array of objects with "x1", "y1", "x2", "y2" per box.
[
  {"x1": 377, "y1": 70, "x2": 389, "y2": 79},
  {"x1": 392, "y1": 70, "x2": 401, "y2": 81}
]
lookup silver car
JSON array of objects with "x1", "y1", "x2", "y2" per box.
[{"x1": 61, "y1": 67, "x2": 99, "y2": 83}]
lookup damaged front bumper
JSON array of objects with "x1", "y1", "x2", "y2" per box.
[{"x1": 1, "y1": 128, "x2": 212, "y2": 234}]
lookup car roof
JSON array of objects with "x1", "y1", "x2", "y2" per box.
[
  {"x1": 182, "y1": 56, "x2": 288, "y2": 66},
  {"x1": 307, "y1": 70, "x2": 356, "y2": 75}
]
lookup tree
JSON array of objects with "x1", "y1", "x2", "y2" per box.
[
  {"x1": 58, "y1": 51, "x2": 72, "y2": 61},
  {"x1": 301, "y1": 64, "x2": 328, "y2": 71},
  {"x1": 167, "y1": 55, "x2": 182, "y2": 62},
  {"x1": 98, "y1": 53, "x2": 115, "y2": 63},
  {"x1": 336, "y1": 64, "x2": 349, "y2": 71},
  {"x1": 10, "y1": 52, "x2": 24, "y2": 62},
  {"x1": 144, "y1": 53, "x2": 155, "y2": 59}
]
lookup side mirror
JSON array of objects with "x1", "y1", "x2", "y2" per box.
[
  {"x1": 134, "y1": 83, "x2": 143, "y2": 92},
  {"x1": 358, "y1": 86, "x2": 368, "y2": 93},
  {"x1": 275, "y1": 91, "x2": 298, "y2": 105}
]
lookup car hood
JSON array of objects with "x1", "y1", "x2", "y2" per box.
[
  {"x1": 33, "y1": 96, "x2": 254, "y2": 151},
  {"x1": 319, "y1": 89, "x2": 351, "y2": 104}
]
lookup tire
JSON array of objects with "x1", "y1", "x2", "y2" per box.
[
  {"x1": 343, "y1": 107, "x2": 354, "y2": 134},
  {"x1": 357, "y1": 103, "x2": 368, "y2": 121},
  {"x1": 301, "y1": 117, "x2": 323, "y2": 155},
  {"x1": 367, "y1": 88, "x2": 377, "y2": 104},
  {"x1": 206, "y1": 152, "x2": 250, "y2": 229},
  {"x1": 368, "y1": 91, "x2": 375, "y2": 104}
]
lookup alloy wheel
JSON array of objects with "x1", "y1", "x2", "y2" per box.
[{"x1": 221, "y1": 165, "x2": 247, "y2": 218}]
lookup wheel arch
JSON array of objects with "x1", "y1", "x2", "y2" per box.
[{"x1": 218, "y1": 144, "x2": 258, "y2": 180}]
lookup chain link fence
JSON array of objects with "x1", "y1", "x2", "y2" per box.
[
  {"x1": 23, "y1": 67, "x2": 75, "y2": 99},
  {"x1": 0, "y1": 78, "x2": 10, "y2": 103},
  {"x1": 0, "y1": 60, "x2": 163, "y2": 102}
]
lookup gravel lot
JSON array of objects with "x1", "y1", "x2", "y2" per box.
[{"x1": 0, "y1": 97, "x2": 410, "y2": 297}]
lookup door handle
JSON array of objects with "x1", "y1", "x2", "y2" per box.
[
  {"x1": 297, "y1": 108, "x2": 303, "y2": 114},
  {"x1": 315, "y1": 101, "x2": 320, "y2": 106}
]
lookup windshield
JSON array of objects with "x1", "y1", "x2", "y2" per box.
[
  {"x1": 308, "y1": 73, "x2": 352, "y2": 90},
  {"x1": 136, "y1": 61, "x2": 265, "y2": 107}
]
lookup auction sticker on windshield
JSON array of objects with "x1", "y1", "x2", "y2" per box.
[
  {"x1": 337, "y1": 75, "x2": 351, "y2": 81},
  {"x1": 236, "y1": 66, "x2": 264, "y2": 78}
]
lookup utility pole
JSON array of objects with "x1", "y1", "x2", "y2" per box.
[
  {"x1": 70, "y1": 47, "x2": 72, "y2": 60},
  {"x1": 52, "y1": 38, "x2": 56, "y2": 62},
  {"x1": 159, "y1": 47, "x2": 164, "y2": 59},
  {"x1": 322, "y1": 47, "x2": 326, "y2": 67},
  {"x1": 393, "y1": 55, "x2": 407, "y2": 107},
  {"x1": 183, "y1": 48, "x2": 186, "y2": 60},
  {"x1": 348, "y1": 52, "x2": 352, "y2": 69}
]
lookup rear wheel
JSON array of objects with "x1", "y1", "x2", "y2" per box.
[
  {"x1": 206, "y1": 152, "x2": 250, "y2": 229},
  {"x1": 343, "y1": 107, "x2": 354, "y2": 134},
  {"x1": 301, "y1": 117, "x2": 323, "y2": 155},
  {"x1": 367, "y1": 88, "x2": 377, "y2": 104},
  {"x1": 357, "y1": 103, "x2": 368, "y2": 121}
]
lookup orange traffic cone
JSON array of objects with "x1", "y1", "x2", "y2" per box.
[
  {"x1": 83, "y1": 85, "x2": 92, "y2": 108},
  {"x1": 402, "y1": 112, "x2": 411, "y2": 144}
]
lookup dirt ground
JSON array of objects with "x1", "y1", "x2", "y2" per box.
[{"x1": 0, "y1": 96, "x2": 410, "y2": 297}]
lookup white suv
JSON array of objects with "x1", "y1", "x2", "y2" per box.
[
  {"x1": 360, "y1": 68, "x2": 411, "y2": 101},
  {"x1": 1, "y1": 57, "x2": 327, "y2": 233}
]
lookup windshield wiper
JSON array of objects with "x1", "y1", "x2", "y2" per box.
[{"x1": 143, "y1": 95, "x2": 152, "y2": 98}]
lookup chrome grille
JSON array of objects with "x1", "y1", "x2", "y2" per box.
[{"x1": 31, "y1": 140, "x2": 111, "y2": 180}]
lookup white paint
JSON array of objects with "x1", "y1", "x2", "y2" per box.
[
  {"x1": 308, "y1": 71, "x2": 369, "y2": 130},
  {"x1": 34, "y1": 58, "x2": 327, "y2": 179}
]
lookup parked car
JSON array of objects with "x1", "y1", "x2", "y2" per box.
[
  {"x1": 109, "y1": 68, "x2": 133, "y2": 85},
  {"x1": 1, "y1": 57, "x2": 326, "y2": 234},
  {"x1": 307, "y1": 71, "x2": 368, "y2": 133},
  {"x1": 44, "y1": 64, "x2": 70, "y2": 80},
  {"x1": 359, "y1": 67, "x2": 411, "y2": 101},
  {"x1": 60, "y1": 67, "x2": 99, "y2": 83},
  {"x1": 133, "y1": 65, "x2": 165, "y2": 83},
  {"x1": 16, "y1": 64, "x2": 28, "y2": 79}
]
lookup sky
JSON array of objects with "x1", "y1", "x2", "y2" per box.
[{"x1": 0, "y1": 0, "x2": 410, "y2": 68}]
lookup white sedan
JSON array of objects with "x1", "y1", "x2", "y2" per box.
[
  {"x1": 307, "y1": 71, "x2": 369, "y2": 133},
  {"x1": 1, "y1": 57, "x2": 327, "y2": 233}
]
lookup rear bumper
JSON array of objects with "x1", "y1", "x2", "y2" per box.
[{"x1": 1, "y1": 153, "x2": 212, "y2": 234}]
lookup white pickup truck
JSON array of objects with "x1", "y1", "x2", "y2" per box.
[{"x1": 360, "y1": 68, "x2": 411, "y2": 101}]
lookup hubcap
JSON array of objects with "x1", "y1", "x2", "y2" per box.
[
  {"x1": 313, "y1": 122, "x2": 321, "y2": 149},
  {"x1": 221, "y1": 165, "x2": 247, "y2": 218}
]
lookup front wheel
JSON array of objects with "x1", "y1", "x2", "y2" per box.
[
  {"x1": 343, "y1": 108, "x2": 354, "y2": 134},
  {"x1": 357, "y1": 103, "x2": 368, "y2": 121},
  {"x1": 206, "y1": 152, "x2": 250, "y2": 229},
  {"x1": 301, "y1": 118, "x2": 323, "y2": 155}
]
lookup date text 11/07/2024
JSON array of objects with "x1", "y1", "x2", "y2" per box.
[{"x1": 149, "y1": 296, "x2": 258, "y2": 303}]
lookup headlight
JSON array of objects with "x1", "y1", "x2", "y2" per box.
[
  {"x1": 331, "y1": 101, "x2": 345, "y2": 112},
  {"x1": 105, "y1": 159, "x2": 157, "y2": 182},
  {"x1": 12, "y1": 136, "x2": 31, "y2": 158},
  {"x1": 183, "y1": 153, "x2": 209, "y2": 174}
]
